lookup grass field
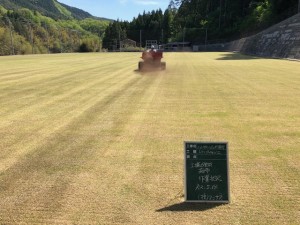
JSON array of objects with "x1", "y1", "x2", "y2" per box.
[{"x1": 0, "y1": 52, "x2": 299, "y2": 224}]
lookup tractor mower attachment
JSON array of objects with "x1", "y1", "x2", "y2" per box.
[{"x1": 138, "y1": 49, "x2": 166, "y2": 71}]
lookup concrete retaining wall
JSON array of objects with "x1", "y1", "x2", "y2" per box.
[{"x1": 197, "y1": 13, "x2": 300, "y2": 59}]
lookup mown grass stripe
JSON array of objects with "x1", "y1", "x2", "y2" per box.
[{"x1": 0, "y1": 52, "x2": 299, "y2": 225}]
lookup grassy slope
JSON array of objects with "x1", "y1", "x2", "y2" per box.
[
  {"x1": 53, "y1": 0, "x2": 72, "y2": 18},
  {"x1": 0, "y1": 53, "x2": 299, "y2": 224}
]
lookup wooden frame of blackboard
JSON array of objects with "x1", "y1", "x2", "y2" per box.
[{"x1": 184, "y1": 141, "x2": 230, "y2": 203}]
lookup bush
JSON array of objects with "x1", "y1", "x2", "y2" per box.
[
  {"x1": 79, "y1": 43, "x2": 89, "y2": 52},
  {"x1": 121, "y1": 46, "x2": 144, "y2": 52}
]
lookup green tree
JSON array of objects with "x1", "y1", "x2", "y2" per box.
[{"x1": 102, "y1": 21, "x2": 126, "y2": 50}]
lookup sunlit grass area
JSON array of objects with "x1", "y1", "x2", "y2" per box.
[{"x1": 0, "y1": 52, "x2": 299, "y2": 224}]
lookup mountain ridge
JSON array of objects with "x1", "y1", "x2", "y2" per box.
[{"x1": 0, "y1": 0, "x2": 112, "y2": 21}]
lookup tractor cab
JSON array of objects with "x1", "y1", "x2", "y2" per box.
[{"x1": 138, "y1": 45, "x2": 166, "y2": 71}]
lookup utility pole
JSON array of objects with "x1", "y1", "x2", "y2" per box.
[
  {"x1": 140, "y1": 29, "x2": 142, "y2": 48},
  {"x1": 298, "y1": 0, "x2": 300, "y2": 13},
  {"x1": 119, "y1": 29, "x2": 121, "y2": 52},
  {"x1": 224, "y1": 0, "x2": 227, "y2": 23},
  {"x1": 59, "y1": 28, "x2": 63, "y2": 53},
  {"x1": 162, "y1": 29, "x2": 164, "y2": 44},
  {"x1": 6, "y1": 17, "x2": 15, "y2": 55},
  {"x1": 205, "y1": 28, "x2": 208, "y2": 50},
  {"x1": 45, "y1": 24, "x2": 50, "y2": 54},
  {"x1": 219, "y1": 0, "x2": 222, "y2": 29},
  {"x1": 28, "y1": 22, "x2": 34, "y2": 54}
]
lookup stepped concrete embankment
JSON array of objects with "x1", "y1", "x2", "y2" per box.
[{"x1": 198, "y1": 13, "x2": 300, "y2": 59}]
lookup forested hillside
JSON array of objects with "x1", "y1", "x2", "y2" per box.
[
  {"x1": 0, "y1": 0, "x2": 298, "y2": 55},
  {"x1": 103, "y1": 0, "x2": 299, "y2": 49},
  {"x1": 0, "y1": 1, "x2": 110, "y2": 55},
  {"x1": 0, "y1": 0, "x2": 100, "y2": 19}
]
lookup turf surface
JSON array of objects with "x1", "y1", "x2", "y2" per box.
[{"x1": 0, "y1": 52, "x2": 299, "y2": 224}]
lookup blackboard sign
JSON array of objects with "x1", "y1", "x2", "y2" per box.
[{"x1": 184, "y1": 142, "x2": 230, "y2": 203}]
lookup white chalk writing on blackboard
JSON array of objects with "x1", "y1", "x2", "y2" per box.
[
  {"x1": 198, "y1": 193, "x2": 223, "y2": 201},
  {"x1": 195, "y1": 184, "x2": 218, "y2": 191},
  {"x1": 198, "y1": 175, "x2": 223, "y2": 183},
  {"x1": 191, "y1": 162, "x2": 213, "y2": 168}
]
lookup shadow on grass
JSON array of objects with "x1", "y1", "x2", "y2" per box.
[
  {"x1": 216, "y1": 53, "x2": 258, "y2": 60},
  {"x1": 156, "y1": 202, "x2": 225, "y2": 212},
  {"x1": 133, "y1": 68, "x2": 165, "y2": 75}
]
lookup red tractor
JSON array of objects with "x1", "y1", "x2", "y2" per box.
[{"x1": 138, "y1": 47, "x2": 166, "y2": 71}]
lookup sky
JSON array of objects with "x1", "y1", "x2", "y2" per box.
[{"x1": 58, "y1": 0, "x2": 170, "y2": 21}]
